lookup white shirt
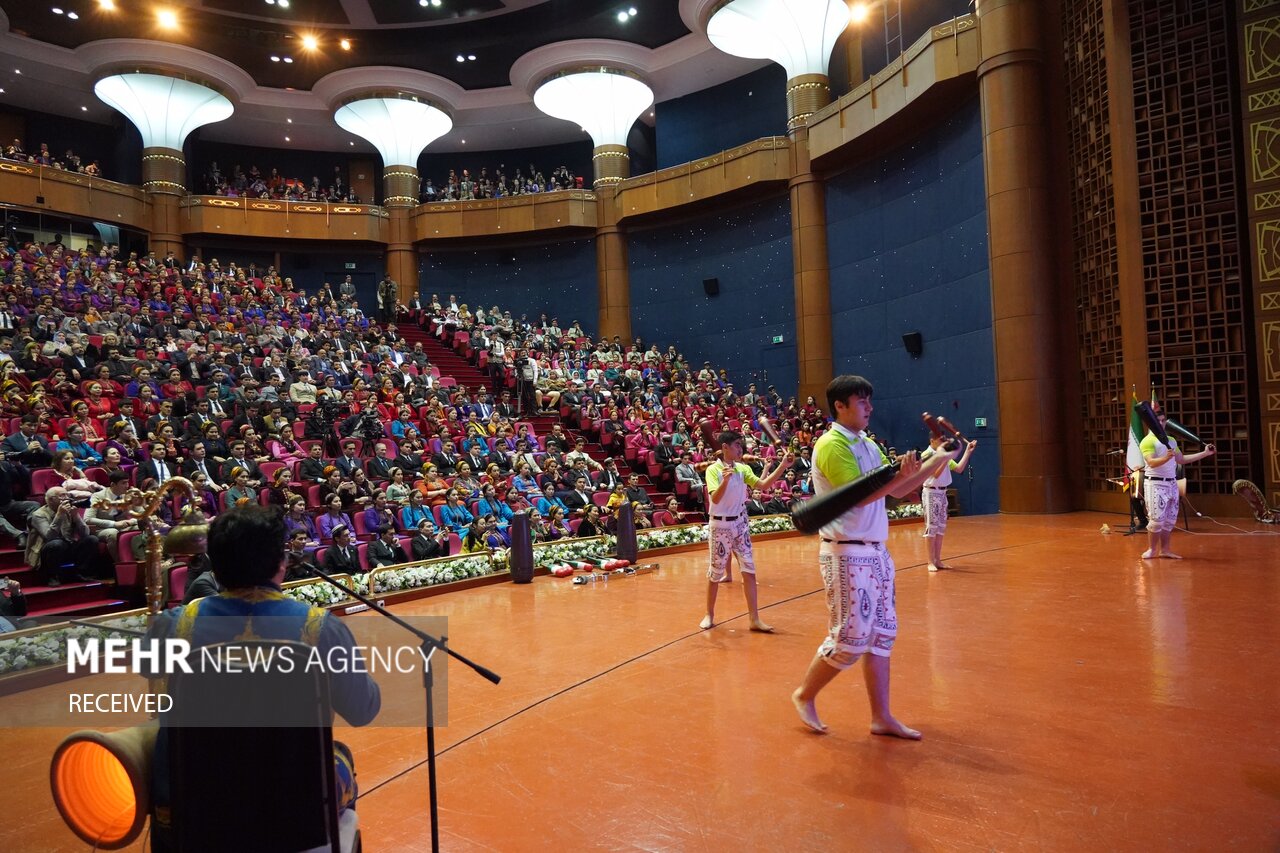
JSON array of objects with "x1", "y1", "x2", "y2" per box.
[
  {"x1": 811, "y1": 422, "x2": 889, "y2": 543},
  {"x1": 706, "y1": 462, "x2": 757, "y2": 520}
]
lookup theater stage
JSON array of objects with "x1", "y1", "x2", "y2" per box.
[{"x1": 4, "y1": 511, "x2": 1278, "y2": 851}]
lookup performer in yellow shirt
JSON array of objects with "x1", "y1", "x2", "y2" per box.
[
  {"x1": 1140, "y1": 405, "x2": 1214, "y2": 559},
  {"x1": 791, "y1": 376, "x2": 953, "y2": 738},
  {"x1": 700, "y1": 431, "x2": 792, "y2": 632}
]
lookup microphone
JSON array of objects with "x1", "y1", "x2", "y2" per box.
[{"x1": 1106, "y1": 449, "x2": 1125, "y2": 455}]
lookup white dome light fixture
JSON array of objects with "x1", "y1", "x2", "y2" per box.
[
  {"x1": 334, "y1": 93, "x2": 453, "y2": 205},
  {"x1": 534, "y1": 67, "x2": 652, "y2": 186},
  {"x1": 533, "y1": 67, "x2": 652, "y2": 149},
  {"x1": 94, "y1": 71, "x2": 233, "y2": 152},
  {"x1": 704, "y1": 0, "x2": 850, "y2": 128}
]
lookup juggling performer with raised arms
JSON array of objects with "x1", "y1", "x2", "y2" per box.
[{"x1": 1140, "y1": 403, "x2": 1215, "y2": 560}]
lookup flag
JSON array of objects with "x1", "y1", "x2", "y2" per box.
[{"x1": 1126, "y1": 390, "x2": 1145, "y2": 472}]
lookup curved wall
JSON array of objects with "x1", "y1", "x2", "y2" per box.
[
  {"x1": 421, "y1": 239, "x2": 598, "y2": 336},
  {"x1": 825, "y1": 97, "x2": 997, "y2": 515},
  {"x1": 628, "y1": 195, "x2": 796, "y2": 393}
]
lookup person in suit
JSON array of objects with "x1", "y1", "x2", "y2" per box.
[
  {"x1": 220, "y1": 438, "x2": 263, "y2": 487},
  {"x1": 182, "y1": 554, "x2": 221, "y2": 603},
  {"x1": 322, "y1": 525, "x2": 361, "y2": 573},
  {"x1": 2, "y1": 414, "x2": 52, "y2": 486},
  {"x1": 494, "y1": 390, "x2": 516, "y2": 418},
  {"x1": 431, "y1": 440, "x2": 460, "y2": 475},
  {"x1": 675, "y1": 452, "x2": 705, "y2": 504},
  {"x1": 181, "y1": 441, "x2": 224, "y2": 490},
  {"x1": 136, "y1": 441, "x2": 177, "y2": 488},
  {"x1": 366, "y1": 524, "x2": 408, "y2": 568},
  {"x1": 592, "y1": 458, "x2": 623, "y2": 493},
  {"x1": 463, "y1": 442, "x2": 489, "y2": 477},
  {"x1": 299, "y1": 443, "x2": 329, "y2": 484},
  {"x1": 745, "y1": 488, "x2": 770, "y2": 517},
  {"x1": 560, "y1": 474, "x2": 594, "y2": 517},
  {"x1": 410, "y1": 517, "x2": 451, "y2": 561},
  {"x1": 366, "y1": 442, "x2": 396, "y2": 482},
  {"x1": 334, "y1": 441, "x2": 364, "y2": 478}
]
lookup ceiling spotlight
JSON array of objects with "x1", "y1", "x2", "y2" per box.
[
  {"x1": 456, "y1": 54, "x2": 465, "y2": 62},
  {"x1": 850, "y1": 2, "x2": 871, "y2": 24},
  {"x1": 284, "y1": 136, "x2": 290, "y2": 142},
  {"x1": 340, "y1": 38, "x2": 351, "y2": 50},
  {"x1": 81, "y1": 105, "x2": 88, "y2": 111},
  {"x1": 349, "y1": 141, "x2": 354, "y2": 146},
  {"x1": 67, "y1": 10, "x2": 78, "y2": 17},
  {"x1": 283, "y1": 56, "x2": 293, "y2": 63},
  {"x1": 270, "y1": 55, "x2": 280, "y2": 62},
  {"x1": 278, "y1": 0, "x2": 289, "y2": 7},
  {"x1": 14, "y1": 69, "x2": 21, "y2": 74},
  {"x1": 0, "y1": 88, "x2": 5, "y2": 94},
  {"x1": 286, "y1": 118, "x2": 293, "y2": 123},
  {"x1": 97, "y1": 0, "x2": 114, "y2": 8},
  {"x1": 461, "y1": 139, "x2": 466, "y2": 144},
  {"x1": 266, "y1": 0, "x2": 275, "y2": 4},
  {"x1": 617, "y1": 11, "x2": 629, "y2": 22},
  {"x1": 629, "y1": 6, "x2": 637, "y2": 14},
  {"x1": 419, "y1": 0, "x2": 428, "y2": 5},
  {"x1": 431, "y1": 0, "x2": 441, "y2": 5},
  {"x1": 52, "y1": 8, "x2": 64, "y2": 15},
  {"x1": 302, "y1": 34, "x2": 319, "y2": 50},
  {"x1": 156, "y1": 8, "x2": 178, "y2": 29},
  {"x1": 467, "y1": 54, "x2": 475, "y2": 61}
]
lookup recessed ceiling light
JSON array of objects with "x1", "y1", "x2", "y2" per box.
[
  {"x1": 81, "y1": 106, "x2": 88, "y2": 111},
  {"x1": 14, "y1": 69, "x2": 21, "y2": 75},
  {"x1": 419, "y1": 0, "x2": 428, "y2": 6},
  {"x1": 340, "y1": 38, "x2": 351, "y2": 50},
  {"x1": 278, "y1": 0, "x2": 289, "y2": 7},
  {"x1": 156, "y1": 8, "x2": 178, "y2": 28},
  {"x1": 302, "y1": 34, "x2": 318, "y2": 51},
  {"x1": 617, "y1": 11, "x2": 628, "y2": 22},
  {"x1": 0, "y1": 88, "x2": 5, "y2": 94},
  {"x1": 629, "y1": 7, "x2": 637, "y2": 15},
  {"x1": 850, "y1": 3, "x2": 871, "y2": 24},
  {"x1": 456, "y1": 54, "x2": 465, "y2": 62},
  {"x1": 270, "y1": 55, "x2": 280, "y2": 62},
  {"x1": 286, "y1": 118, "x2": 293, "y2": 123},
  {"x1": 349, "y1": 141, "x2": 354, "y2": 146},
  {"x1": 97, "y1": 0, "x2": 114, "y2": 8},
  {"x1": 283, "y1": 56, "x2": 293, "y2": 63},
  {"x1": 431, "y1": 0, "x2": 441, "y2": 5},
  {"x1": 52, "y1": 8, "x2": 64, "y2": 15},
  {"x1": 266, "y1": 0, "x2": 275, "y2": 4},
  {"x1": 284, "y1": 136, "x2": 290, "y2": 142},
  {"x1": 467, "y1": 54, "x2": 475, "y2": 60},
  {"x1": 461, "y1": 139, "x2": 466, "y2": 144},
  {"x1": 67, "y1": 10, "x2": 78, "y2": 18}
]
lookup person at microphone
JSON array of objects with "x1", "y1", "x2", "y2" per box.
[
  {"x1": 699, "y1": 430, "x2": 792, "y2": 632},
  {"x1": 922, "y1": 433, "x2": 977, "y2": 572},
  {"x1": 1140, "y1": 405, "x2": 1215, "y2": 560},
  {"x1": 144, "y1": 505, "x2": 380, "y2": 840},
  {"x1": 791, "y1": 375, "x2": 955, "y2": 738}
]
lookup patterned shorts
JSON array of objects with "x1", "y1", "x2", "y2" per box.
[
  {"x1": 1144, "y1": 478, "x2": 1180, "y2": 534},
  {"x1": 707, "y1": 516, "x2": 755, "y2": 582},
  {"x1": 922, "y1": 487, "x2": 948, "y2": 538},
  {"x1": 817, "y1": 543, "x2": 897, "y2": 667}
]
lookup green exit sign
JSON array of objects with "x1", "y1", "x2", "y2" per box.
[
  {"x1": 771, "y1": 335, "x2": 785, "y2": 344},
  {"x1": 975, "y1": 417, "x2": 988, "y2": 428}
]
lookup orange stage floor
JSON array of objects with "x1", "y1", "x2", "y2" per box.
[{"x1": 4, "y1": 511, "x2": 1279, "y2": 852}]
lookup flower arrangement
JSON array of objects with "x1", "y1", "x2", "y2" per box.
[
  {"x1": 0, "y1": 613, "x2": 150, "y2": 676},
  {"x1": 888, "y1": 502, "x2": 924, "y2": 520},
  {"x1": 367, "y1": 554, "x2": 494, "y2": 594},
  {"x1": 635, "y1": 515, "x2": 799, "y2": 551},
  {"x1": 534, "y1": 536, "x2": 614, "y2": 566},
  {"x1": 284, "y1": 581, "x2": 353, "y2": 608}
]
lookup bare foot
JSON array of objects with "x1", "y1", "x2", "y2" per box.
[
  {"x1": 1141, "y1": 549, "x2": 1158, "y2": 560},
  {"x1": 699, "y1": 615, "x2": 714, "y2": 630},
  {"x1": 749, "y1": 619, "x2": 774, "y2": 633},
  {"x1": 870, "y1": 717, "x2": 922, "y2": 740},
  {"x1": 936, "y1": 563, "x2": 954, "y2": 570},
  {"x1": 927, "y1": 563, "x2": 940, "y2": 573},
  {"x1": 1163, "y1": 552, "x2": 1182, "y2": 560},
  {"x1": 791, "y1": 689, "x2": 828, "y2": 733}
]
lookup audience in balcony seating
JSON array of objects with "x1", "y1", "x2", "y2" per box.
[
  {"x1": 2, "y1": 138, "x2": 103, "y2": 178},
  {"x1": 420, "y1": 163, "x2": 583, "y2": 202},
  {"x1": 202, "y1": 161, "x2": 360, "y2": 203}
]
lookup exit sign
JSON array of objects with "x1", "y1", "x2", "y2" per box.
[
  {"x1": 344, "y1": 262, "x2": 357, "y2": 269},
  {"x1": 975, "y1": 417, "x2": 988, "y2": 428},
  {"x1": 771, "y1": 335, "x2": 785, "y2": 344}
]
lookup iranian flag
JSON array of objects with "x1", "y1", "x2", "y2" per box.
[{"x1": 1126, "y1": 390, "x2": 1145, "y2": 472}]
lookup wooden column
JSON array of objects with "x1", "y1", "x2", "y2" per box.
[
  {"x1": 788, "y1": 79, "x2": 834, "y2": 407},
  {"x1": 595, "y1": 183, "x2": 631, "y2": 342},
  {"x1": 594, "y1": 146, "x2": 632, "y2": 342},
  {"x1": 142, "y1": 146, "x2": 186, "y2": 260},
  {"x1": 977, "y1": 0, "x2": 1071, "y2": 512},
  {"x1": 383, "y1": 164, "x2": 420, "y2": 301}
]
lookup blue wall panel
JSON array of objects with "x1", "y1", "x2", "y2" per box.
[
  {"x1": 629, "y1": 196, "x2": 795, "y2": 393},
  {"x1": 654, "y1": 65, "x2": 786, "y2": 169},
  {"x1": 826, "y1": 98, "x2": 998, "y2": 514},
  {"x1": 421, "y1": 240, "x2": 598, "y2": 336}
]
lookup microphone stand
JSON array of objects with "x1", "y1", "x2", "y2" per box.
[{"x1": 309, "y1": 566, "x2": 500, "y2": 853}]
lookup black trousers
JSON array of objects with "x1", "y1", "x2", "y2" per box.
[{"x1": 39, "y1": 535, "x2": 102, "y2": 581}]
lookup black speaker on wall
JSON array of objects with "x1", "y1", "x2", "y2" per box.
[
  {"x1": 902, "y1": 331, "x2": 923, "y2": 357},
  {"x1": 703, "y1": 277, "x2": 720, "y2": 297}
]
